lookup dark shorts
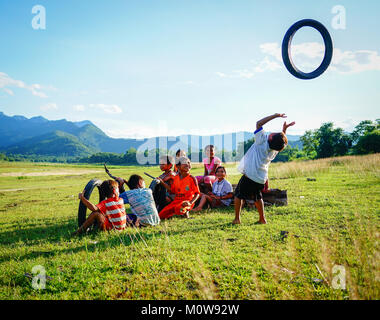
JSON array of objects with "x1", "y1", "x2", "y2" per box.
[
  {"x1": 211, "y1": 198, "x2": 227, "y2": 208},
  {"x1": 234, "y1": 175, "x2": 265, "y2": 202}
]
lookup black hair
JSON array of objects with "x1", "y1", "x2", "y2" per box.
[
  {"x1": 100, "y1": 180, "x2": 119, "y2": 197},
  {"x1": 160, "y1": 155, "x2": 174, "y2": 166},
  {"x1": 268, "y1": 132, "x2": 288, "y2": 151},
  {"x1": 128, "y1": 174, "x2": 144, "y2": 190},
  {"x1": 215, "y1": 166, "x2": 226, "y2": 174}
]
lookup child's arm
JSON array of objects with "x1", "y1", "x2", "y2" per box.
[
  {"x1": 157, "y1": 178, "x2": 172, "y2": 192},
  {"x1": 256, "y1": 113, "x2": 287, "y2": 130},
  {"x1": 162, "y1": 174, "x2": 174, "y2": 183},
  {"x1": 182, "y1": 193, "x2": 200, "y2": 208},
  {"x1": 203, "y1": 164, "x2": 208, "y2": 176},
  {"x1": 218, "y1": 192, "x2": 234, "y2": 200},
  {"x1": 282, "y1": 121, "x2": 296, "y2": 134},
  {"x1": 78, "y1": 191, "x2": 99, "y2": 212}
]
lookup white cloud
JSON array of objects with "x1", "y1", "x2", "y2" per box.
[
  {"x1": 2, "y1": 88, "x2": 14, "y2": 96},
  {"x1": 89, "y1": 104, "x2": 122, "y2": 114},
  {"x1": 218, "y1": 42, "x2": 380, "y2": 79},
  {"x1": 73, "y1": 104, "x2": 86, "y2": 111},
  {"x1": 259, "y1": 43, "x2": 282, "y2": 61},
  {"x1": 331, "y1": 49, "x2": 380, "y2": 74},
  {"x1": 215, "y1": 72, "x2": 227, "y2": 78},
  {"x1": 0, "y1": 72, "x2": 48, "y2": 98},
  {"x1": 259, "y1": 42, "x2": 380, "y2": 75},
  {"x1": 40, "y1": 103, "x2": 58, "y2": 111},
  {"x1": 254, "y1": 56, "x2": 282, "y2": 73}
]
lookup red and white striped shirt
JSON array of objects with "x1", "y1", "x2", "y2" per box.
[{"x1": 96, "y1": 196, "x2": 126, "y2": 230}]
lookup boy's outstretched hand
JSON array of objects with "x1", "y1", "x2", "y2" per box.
[
  {"x1": 283, "y1": 121, "x2": 296, "y2": 133},
  {"x1": 276, "y1": 113, "x2": 287, "y2": 118}
]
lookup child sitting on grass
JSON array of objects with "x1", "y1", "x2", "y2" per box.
[
  {"x1": 196, "y1": 145, "x2": 222, "y2": 193},
  {"x1": 118, "y1": 175, "x2": 161, "y2": 227},
  {"x1": 233, "y1": 113, "x2": 295, "y2": 225},
  {"x1": 149, "y1": 155, "x2": 176, "y2": 211},
  {"x1": 73, "y1": 180, "x2": 128, "y2": 236},
  {"x1": 157, "y1": 156, "x2": 200, "y2": 219},
  {"x1": 192, "y1": 166, "x2": 233, "y2": 212}
]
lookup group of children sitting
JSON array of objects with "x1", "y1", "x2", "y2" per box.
[{"x1": 73, "y1": 113, "x2": 295, "y2": 235}]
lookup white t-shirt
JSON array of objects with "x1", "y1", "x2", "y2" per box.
[{"x1": 237, "y1": 128, "x2": 278, "y2": 184}]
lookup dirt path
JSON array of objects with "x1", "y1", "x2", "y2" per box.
[{"x1": 0, "y1": 170, "x2": 101, "y2": 177}]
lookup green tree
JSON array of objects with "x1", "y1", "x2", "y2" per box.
[
  {"x1": 354, "y1": 130, "x2": 380, "y2": 155},
  {"x1": 351, "y1": 119, "x2": 380, "y2": 143},
  {"x1": 300, "y1": 130, "x2": 318, "y2": 159}
]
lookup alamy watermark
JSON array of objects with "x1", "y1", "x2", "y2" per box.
[
  {"x1": 331, "y1": 5, "x2": 346, "y2": 30},
  {"x1": 31, "y1": 265, "x2": 46, "y2": 290},
  {"x1": 31, "y1": 5, "x2": 46, "y2": 30},
  {"x1": 332, "y1": 265, "x2": 346, "y2": 290},
  {"x1": 135, "y1": 132, "x2": 247, "y2": 165}
]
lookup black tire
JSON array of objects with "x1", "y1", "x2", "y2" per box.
[
  {"x1": 78, "y1": 179, "x2": 105, "y2": 227},
  {"x1": 282, "y1": 19, "x2": 333, "y2": 80}
]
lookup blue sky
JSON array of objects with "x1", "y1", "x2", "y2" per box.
[{"x1": 0, "y1": 0, "x2": 379, "y2": 139}]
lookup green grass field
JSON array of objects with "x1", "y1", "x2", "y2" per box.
[{"x1": 0, "y1": 155, "x2": 379, "y2": 300}]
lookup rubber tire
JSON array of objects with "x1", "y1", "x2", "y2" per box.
[
  {"x1": 78, "y1": 179, "x2": 105, "y2": 227},
  {"x1": 282, "y1": 19, "x2": 333, "y2": 80}
]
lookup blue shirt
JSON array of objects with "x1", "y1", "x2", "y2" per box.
[
  {"x1": 119, "y1": 188, "x2": 160, "y2": 226},
  {"x1": 212, "y1": 179, "x2": 233, "y2": 206}
]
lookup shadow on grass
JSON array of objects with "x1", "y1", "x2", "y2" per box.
[{"x1": 0, "y1": 215, "x2": 238, "y2": 263}]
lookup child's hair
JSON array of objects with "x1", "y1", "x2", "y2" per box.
[
  {"x1": 205, "y1": 145, "x2": 214, "y2": 152},
  {"x1": 176, "y1": 149, "x2": 186, "y2": 157},
  {"x1": 215, "y1": 166, "x2": 226, "y2": 175},
  {"x1": 176, "y1": 156, "x2": 191, "y2": 167},
  {"x1": 101, "y1": 180, "x2": 119, "y2": 197},
  {"x1": 268, "y1": 132, "x2": 288, "y2": 151},
  {"x1": 159, "y1": 155, "x2": 174, "y2": 166},
  {"x1": 128, "y1": 174, "x2": 144, "y2": 190}
]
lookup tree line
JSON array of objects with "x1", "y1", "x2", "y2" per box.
[{"x1": 1, "y1": 119, "x2": 378, "y2": 165}]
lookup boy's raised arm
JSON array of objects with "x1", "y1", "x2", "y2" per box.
[
  {"x1": 256, "y1": 113, "x2": 287, "y2": 131},
  {"x1": 78, "y1": 191, "x2": 99, "y2": 212}
]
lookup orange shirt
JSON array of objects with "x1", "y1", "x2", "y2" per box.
[{"x1": 170, "y1": 174, "x2": 200, "y2": 202}]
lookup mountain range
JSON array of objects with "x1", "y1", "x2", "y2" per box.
[{"x1": 0, "y1": 112, "x2": 302, "y2": 157}]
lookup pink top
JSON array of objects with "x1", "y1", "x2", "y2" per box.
[{"x1": 203, "y1": 156, "x2": 222, "y2": 175}]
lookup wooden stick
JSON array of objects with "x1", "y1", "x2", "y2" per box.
[
  {"x1": 144, "y1": 172, "x2": 156, "y2": 180},
  {"x1": 315, "y1": 264, "x2": 329, "y2": 285},
  {"x1": 104, "y1": 163, "x2": 128, "y2": 186}
]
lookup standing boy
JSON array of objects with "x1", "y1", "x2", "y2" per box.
[{"x1": 233, "y1": 113, "x2": 295, "y2": 225}]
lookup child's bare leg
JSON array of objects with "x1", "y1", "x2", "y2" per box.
[
  {"x1": 73, "y1": 212, "x2": 105, "y2": 236},
  {"x1": 233, "y1": 197, "x2": 244, "y2": 224},
  {"x1": 193, "y1": 194, "x2": 211, "y2": 211},
  {"x1": 254, "y1": 199, "x2": 267, "y2": 224}
]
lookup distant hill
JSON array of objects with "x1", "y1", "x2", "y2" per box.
[
  {"x1": 4, "y1": 131, "x2": 97, "y2": 157},
  {"x1": 0, "y1": 112, "x2": 302, "y2": 157}
]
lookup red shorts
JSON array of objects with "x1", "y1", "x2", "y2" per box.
[
  {"x1": 100, "y1": 213, "x2": 114, "y2": 230},
  {"x1": 159, "y1": 200, "x2": 195, "y2": 219}
]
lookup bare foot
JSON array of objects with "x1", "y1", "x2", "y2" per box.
[
  {"x1": 192, "y1": 207, "x2": 202, "y2": 212},
  {"x1": 255, "y1": 220, "x2": 267, "y2": 225},
  {"x1": 232, "y1": 219, "x2": 241, "y2": 225}
]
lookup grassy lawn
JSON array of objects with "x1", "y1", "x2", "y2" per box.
[{"x1": 0, "y1": 154, "x2": 379, "y2": 300}]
